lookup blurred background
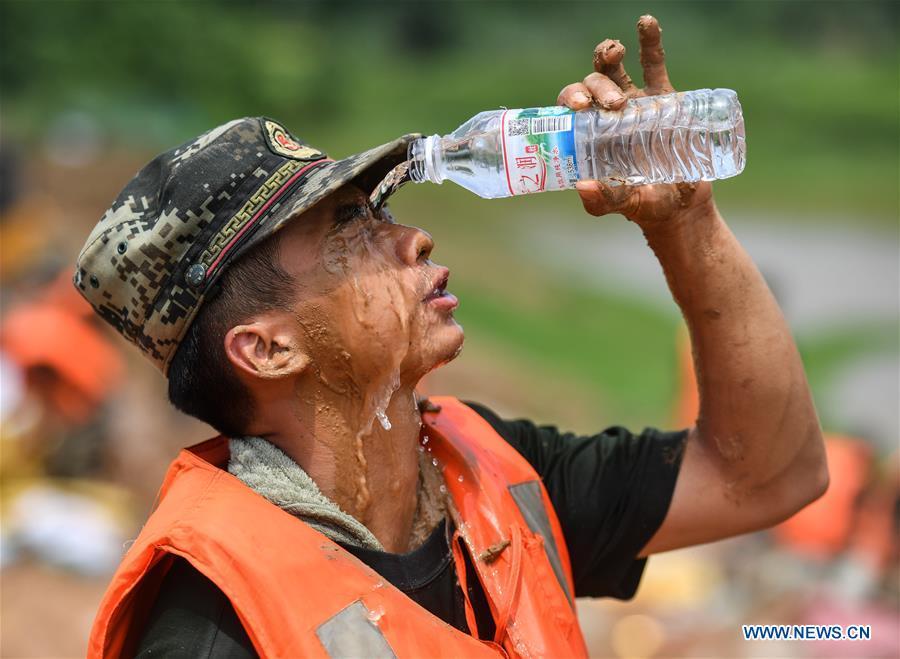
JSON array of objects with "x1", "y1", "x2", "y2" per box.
[{"x1": 0, "y1": 1, "x2": 897, "y2": 657}]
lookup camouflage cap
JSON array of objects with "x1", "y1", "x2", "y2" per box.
[{"x1": 74, "y1": 117, "x2": 418, "y2": 374}]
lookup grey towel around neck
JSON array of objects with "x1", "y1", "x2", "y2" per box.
[{"x1": 227, "y1": 436, "x2": 383, "y2": 551}]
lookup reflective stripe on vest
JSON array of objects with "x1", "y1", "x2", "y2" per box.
[
  {"x1": 508, "y1": 480, "x2": 574, "y2": 606},
  {"x1": 316, "y1": 600, "x2": 396, "y2": 659}
]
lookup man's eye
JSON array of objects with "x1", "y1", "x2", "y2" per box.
[{"x1": 334, "y1": 204, "x2": 369, "y2": 227}]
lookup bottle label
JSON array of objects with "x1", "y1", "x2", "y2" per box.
[{"x1": 500, "y1": 107, "x2": 579, "y2": 196}]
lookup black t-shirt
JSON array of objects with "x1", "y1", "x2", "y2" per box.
[{"x1": 135, "y1": 402, "x2": 686, "y2": 658}]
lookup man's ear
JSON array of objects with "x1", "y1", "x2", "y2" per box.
[{"x1": 224, "y1": 315, "x2": 309, "y2": 380}]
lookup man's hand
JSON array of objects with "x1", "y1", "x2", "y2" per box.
[{"x1": 556, "y1": 15, "x2": 712, "y2": 227}]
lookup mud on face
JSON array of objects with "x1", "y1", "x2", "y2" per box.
[{"x1": 278, "y1": 185, "x2": 464, "y2": 429}]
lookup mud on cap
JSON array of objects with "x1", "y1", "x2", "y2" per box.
[{"x1": 74, "y1": 117, "x2": 417, "y2": 374}]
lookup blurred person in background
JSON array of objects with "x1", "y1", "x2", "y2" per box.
[
  {"x1": 75, "y1": 17, "x2": 827, "y2": 658},
  {"x1": 0, "y1": 270, "x2": 129, "y2": 575}
]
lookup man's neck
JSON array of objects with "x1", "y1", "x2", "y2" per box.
[{"x1": 250, "y1": 381, "x2": 423, "y2": 553}]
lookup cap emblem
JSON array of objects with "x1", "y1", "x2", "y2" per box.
[{"x1": 263, "y1": 119, "x2": 324, "y2": 161}]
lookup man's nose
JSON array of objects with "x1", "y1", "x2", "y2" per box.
[{"x1": 395, "y1": 225, "x2": 434, "y2": 265}]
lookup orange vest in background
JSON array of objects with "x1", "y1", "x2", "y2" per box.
[{"x1": 88, "y1": 397, "x2": 588, "y2": 658}]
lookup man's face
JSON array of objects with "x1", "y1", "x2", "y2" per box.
[{"x1": 275, "y1": 184, "x2": 463, "y2": 402}]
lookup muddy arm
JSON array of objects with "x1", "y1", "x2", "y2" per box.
[
  {"x1": 558, "y1": 16, "x2": 828, "y2": 555},
  {"x1": 636, "y1": 200, "x2": 827, "y2": 556}
]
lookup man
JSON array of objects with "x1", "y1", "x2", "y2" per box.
[{"x1": 79, "y1": 16, "x2": 827, "y2": 658}]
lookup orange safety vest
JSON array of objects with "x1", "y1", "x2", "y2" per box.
[{"x1": 88, "y1": 397, "x2": 588, "y2": 658}]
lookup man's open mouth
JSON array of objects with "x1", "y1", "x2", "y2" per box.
[{"x1": 423, "y1": 269, "x2": 458, "y2": 310}]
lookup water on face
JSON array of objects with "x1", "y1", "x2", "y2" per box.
[{"x1": 315, "y1": 214, "x2": 430, "y2": 516}]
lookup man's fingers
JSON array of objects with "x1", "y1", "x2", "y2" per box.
[
  {"x1": 575, "y1": 180, "x2": 636, "y2": 216},
  {"x1": 582, "y1": 73, "x2": 626, "y2": 110},
  {"x1": 637, "y1": 15, "x2": 674, "y2": 94},
  {"x1": 593, "y1": 38, "x2": 641, "y2": 97},
  {"x1": 557, "y1": 82, "x2": 593, "y2": 110}
]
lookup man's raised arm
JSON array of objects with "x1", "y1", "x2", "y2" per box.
[{"x1": 557, "y1": 16, "x2": 828, "y2": 555}]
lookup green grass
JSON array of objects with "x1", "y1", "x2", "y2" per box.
[{"x1": 451, "y1": 279, "x2": 680, "y2": 429}]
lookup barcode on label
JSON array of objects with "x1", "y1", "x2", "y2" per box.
[{"x1": 529, "y1": 115, "x2": 572, "y2": 134}]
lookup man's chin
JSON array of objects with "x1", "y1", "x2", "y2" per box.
[
  {"x1": 423, "y1": 323, "x2": 465, "y2": 372},
  {"x1": 443, "y1": 332, "x2": 465, "y2": 364},
  {"x1": 443, "y1": 320, "x2": 465, "y2": 356}
]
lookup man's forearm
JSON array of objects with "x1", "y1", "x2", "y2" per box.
[{"x1": 645, "y1": 200, "x2": 826, "y2": 506}]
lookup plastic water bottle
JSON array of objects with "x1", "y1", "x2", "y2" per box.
[{"x1": 407, "y1": 88, "x2": 745, "y2": 198}]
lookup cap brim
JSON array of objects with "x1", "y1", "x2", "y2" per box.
[{"x1": 262, "y1": 133, "x2": 419, "y2": 238}]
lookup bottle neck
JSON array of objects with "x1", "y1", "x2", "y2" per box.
[{"x1": 407, "y1": 135, "x2": 444, "y2": 184}]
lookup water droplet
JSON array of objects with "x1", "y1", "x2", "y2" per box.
[
  {"x1": 439, "y1": 484, "x2": 447, "y2": 494},
  {"x1": 376, "y1": 410, "x2": 392, "y2": 431},
  {"x1": 422, "y1": 435, "x2": 429, "y2": 444},
  {"x1": 431, "y1": 458, "x2": 439, "y2": 467},
  {"x1": 417, "y1": 445, "x2": 425, "y2": 453},
  {"x1": 457, "y1": 475, "x2": 464, "y2": 483},
  {"x1": 366, "y1": 606, "x2": 385, "y2": 624}
]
